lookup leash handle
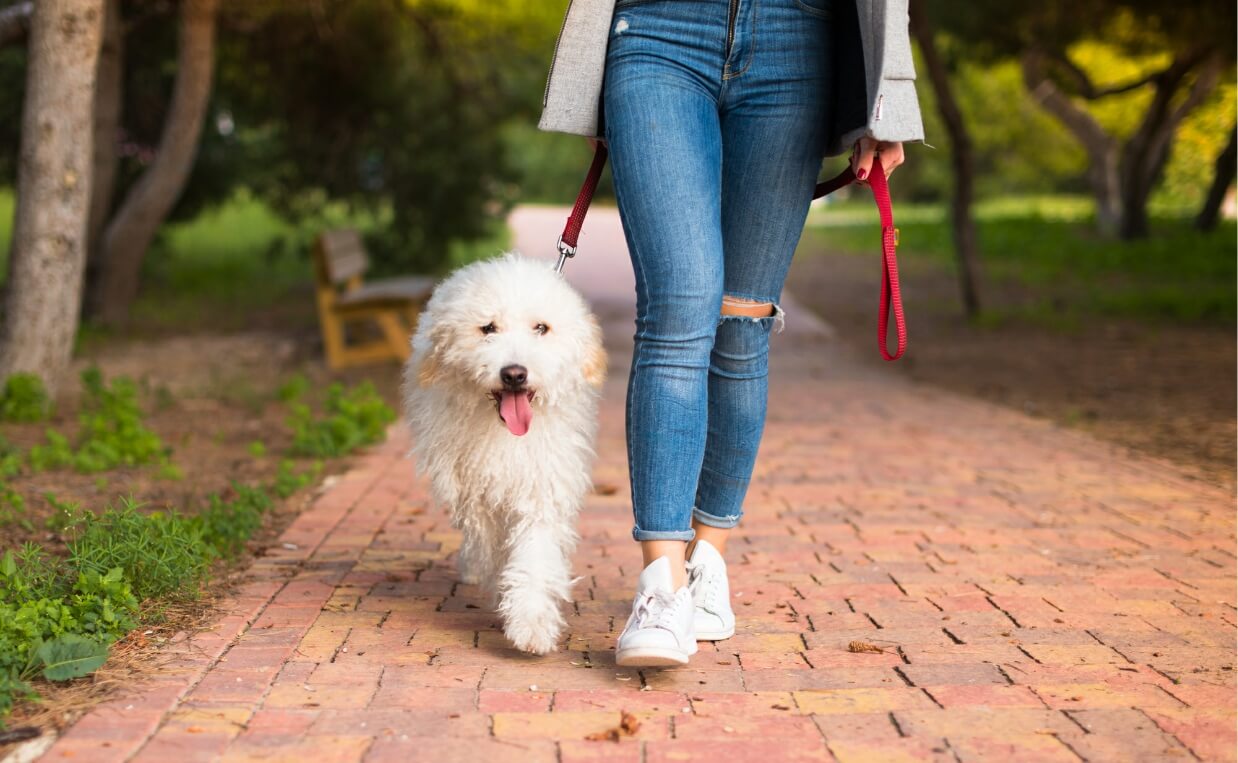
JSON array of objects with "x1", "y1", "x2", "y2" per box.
[{"x1": 559, "y1": 144, "x2": 906, "y2": 361}]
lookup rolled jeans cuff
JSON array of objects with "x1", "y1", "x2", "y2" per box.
[
  {"x1": 692, "y1": 507, "x2": 742, "y2": 530},
  {"x1": 631, "y1": 527, "x2": 696, "y2": 542}
]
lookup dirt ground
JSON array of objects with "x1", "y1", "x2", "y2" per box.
[{"x1": 788, "y1": 245, "x2": 1237, "y2": 491}]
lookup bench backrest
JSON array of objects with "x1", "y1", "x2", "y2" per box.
[{"x1": 315, "y1": 229, "x2": 370, "y2": 286}]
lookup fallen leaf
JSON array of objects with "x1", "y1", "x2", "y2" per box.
[
  {"x1": 848, "y1": 641, "x2": 886, "y2": 654},
  {"x1": 585, "y1": 710, "x2": 641, "y2": 742}
]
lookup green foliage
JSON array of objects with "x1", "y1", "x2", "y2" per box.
[
  {"x1": 0, "y1": 436, "x2": 21, "y2": 479},
  {"x1": 0, "y1": 671, "x2": 35, "y2": 721},
  {"x1": 247, "y1": 440, "x2": 267, "y2": 457},
  {"x1": 0, "y1": 546, "x2": 66, "y2": 602},
  {"x1": 35, "y1": 635, "x2": 110, "y2": 682},
  {"x1": 272, "y1": 459, "x2": 322, "y2": 499},
  {"x1": 192, "y1": 484, "x2": 273, "y2": 559},
  {"x1": 0, "y1": 374, "x2": 52, "y2": 423},
  {"x1": 73, "y1": 369, "x2": 168, "y2": 472},
  {"x1": 0, "y1": 487, "x2": 31, "y2": 532},
  {"x1": 66, "y1": 499, "x2": 210, "y2": 602},
  {"x1": 27, "y1": 369, "x2": 170, "y2": 475},
  {"x1": 287, "y1": 381, "x2": 395, "y2": 458},
  {"x1": 0, "y1": 564, "x2": 138, "y2": 679},
  {"x1": 277, "y1": 374, "x2": 309, "y2": 403}
]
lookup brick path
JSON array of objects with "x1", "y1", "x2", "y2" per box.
[{"x1": 37, "y1": 207, "x2": 1236, "y2": 762}]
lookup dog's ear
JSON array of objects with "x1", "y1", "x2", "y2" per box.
[
  {"x1": 582, "y1": 316, "x2": 607, "y2": 388},
  {"x1": 416, "y1": 321, "x2": 451, "y2": 388}
]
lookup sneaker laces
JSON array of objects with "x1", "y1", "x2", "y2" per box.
[
  {"x1": 686, "y1": 561, "x2": 719, "y2": 611},
  {"x1": 632, "y1": 588, "x2": 684, "y2": 632}
]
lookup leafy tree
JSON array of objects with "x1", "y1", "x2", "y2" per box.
[{"x1": 933, "y1": 0, "x2": 1237, "y2": 239}]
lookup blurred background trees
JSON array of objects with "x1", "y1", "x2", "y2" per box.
[{"x1": 0, "y1": 0, "x2": 1233, "y2": 392}]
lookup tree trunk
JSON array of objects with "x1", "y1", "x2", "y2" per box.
[
  {"x1": 1117, "y1": 55, "x2": 1222, "y2": 239},
  {"x1": 1021, "y1": 50, "x2": 1123, "y2": 235},
  {"x1": 909, "y1": 3, "x2": 982, "y2": 318},
  {"x1": 1196, "y1": 125, "x2": 1236, "y2": 232},
  {"x1": 1023, "y1": 48, "x2": 1221, "y2": 240},
  {"x1": 0, "y1": 1, "x2": 32, "y2": 47},
  {"x1": 84, "y1": 0, "x2": 123, "y2": 306},
  {"x1": 90, "y1": 0, "x2": 219, "y2": 325},
  {"x1": 0, "y1": 0, "x2": 104, "y2": 395}
]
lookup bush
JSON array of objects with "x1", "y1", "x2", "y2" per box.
[
  {"x1": 287, "y1": 381, "x2": 395, "y2": 457},
  {"x1": 192, "y1": 484, "x2": 272, "y2": 559},
  {"x1": 66, "y1": 499, "x2": 210, "y2": 602},
  {"x1": 27, "y1": 369, "x2": 170, "y2": 474},
  {"x1": 273, "y1": 459, "x2": 322, "y2": 499},
  {"x1": 0, "y1": 373, "x2": 51, "y2": 423},
  {"x1": 0, "y1": 551, "x2": 138, "y2": 681}
]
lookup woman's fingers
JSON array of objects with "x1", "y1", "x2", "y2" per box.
[
  {"x1": 882, "y1": 142, "x2": 905, "y2": 177},
  {"x1": 850, "y1": 138, "x2": 905, "y2": 184},
  {"x1": 850, "y1": 136, "x2": 878, "y2": 183}
]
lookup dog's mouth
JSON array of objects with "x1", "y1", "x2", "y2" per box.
[{"x1": 490, "y1": 389, "x2": 536, "y2": 437}]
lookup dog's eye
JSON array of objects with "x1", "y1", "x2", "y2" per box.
[
  {"x1": 534, "y1": 323, "x2": 549, "y2": 336},
  {"x1": 480, "y1": 322, "x2": 497, "y2": 335}
]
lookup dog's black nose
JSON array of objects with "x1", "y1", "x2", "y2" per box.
[{"x1": 500, "y1": 365, "x2": 528, "y2": 388}]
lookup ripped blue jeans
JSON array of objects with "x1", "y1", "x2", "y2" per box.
[{"x1": 603, "y1": 0, "x2": 834, "y2": 541}]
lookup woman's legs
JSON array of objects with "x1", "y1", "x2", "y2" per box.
[{"x1": 606, "y1": 0, "x2": 832, "y2": 663}]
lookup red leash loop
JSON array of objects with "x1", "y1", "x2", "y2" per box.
[{"x1": 560, "y1": 145, "x2": 907, "y2": 361}]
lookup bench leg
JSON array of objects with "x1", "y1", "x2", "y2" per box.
[
  {"x1": 320, "y1": 311, "x2": 349, "y2": 371},
  {"x1": 377, "y1": 311, "x2": 412, "y2": 362}
]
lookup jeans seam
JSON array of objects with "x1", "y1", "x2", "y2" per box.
[{"x1": 722, "y1": 0, "x2": 759, "y2": 81}]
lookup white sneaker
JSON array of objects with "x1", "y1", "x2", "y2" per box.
[
  {"x1": 686, "y1": 539, "x2": 735, "y2": 641},
  {"x1": 615, "y1": 556, "x2": 698, "y2": 667}
]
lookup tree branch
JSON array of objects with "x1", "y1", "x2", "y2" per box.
[
  {"x1": 0, "y1": 1, "x2": 32, "y2": 47},
  {"x1": 1021, "y1": 49, "x2": 1114, "y2": 154},
  {"x1": 1045, "y1": 49, "x2": 1161, "y2": 99}
]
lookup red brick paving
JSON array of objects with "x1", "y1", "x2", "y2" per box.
[{"x1": 37, "y1": 210, "x2": 1237, "y2": 761}]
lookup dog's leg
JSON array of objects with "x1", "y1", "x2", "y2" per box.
[
  {"x1": 456, "y1": 511, "x2": 496, "y2": 587},
  {"x1": 496, "y1": 514, "x2": 577, "y2": 655}
]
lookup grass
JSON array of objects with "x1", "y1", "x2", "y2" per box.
[
  {"x1": 804, "y1": 194, "x2": 1237, "y2": 325},
  {"x1": 0, "y1": 188, "x2": 11, "y2": 265}
]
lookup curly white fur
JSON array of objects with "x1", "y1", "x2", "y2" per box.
[{"x1": 402, "y1": 254, "x2": 605, "y2": 655}]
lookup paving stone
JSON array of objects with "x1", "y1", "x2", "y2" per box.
[{"x1": 46, "y1": 224, "x2": 1236, "y2": 761}]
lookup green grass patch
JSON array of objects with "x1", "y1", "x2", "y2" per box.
[{"x1": 805, "y1": 195, "x2": 1237, "y2": 325}]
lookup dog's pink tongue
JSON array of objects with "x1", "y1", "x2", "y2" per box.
[{"x1": 499, "y1": 392, "x2": 533, "y2": 436}]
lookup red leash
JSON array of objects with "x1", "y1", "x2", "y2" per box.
[{"x1": 557, "y1": 145, "x2": 906, "y2": 361}]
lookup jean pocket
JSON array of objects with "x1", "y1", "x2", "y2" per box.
[
  {"x1": 614, "y1": 0, "x2": 662, "y2": 8},
  {"x1": 795, "y1": 0, "x2": 832, "y2": 19}
]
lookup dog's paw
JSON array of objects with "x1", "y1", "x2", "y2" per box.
[
  {"x1": 502, "y1": 604, "x2": 565, "y2": 656},
  {"x1": 505, "y1": 620, "x2": 562, "y2": 656}
]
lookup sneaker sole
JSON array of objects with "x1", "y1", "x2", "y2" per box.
[
  {"x1": 694, "y1": 625, "x2": 735, "y2": 641},
  {"x1": 615, "y1": 646, "x2": 694, "y2": 667}
]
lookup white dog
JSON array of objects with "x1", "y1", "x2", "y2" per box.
[{"x1": 402, "y1": 253, "x2": 606, "y2": 655}]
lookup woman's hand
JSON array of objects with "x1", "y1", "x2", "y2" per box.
[{"x1": 850, "y1": 137, "x2": 904, "y2": 185}]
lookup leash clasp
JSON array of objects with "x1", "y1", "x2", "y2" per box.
[{"x1": 554, "y1": 235, "x2": 577, "y2": 273}]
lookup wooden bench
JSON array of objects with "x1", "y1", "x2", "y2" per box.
[{"x1": 312, "y1": 229, "x2": 435, "y2": 370}]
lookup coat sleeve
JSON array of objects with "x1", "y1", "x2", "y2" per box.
[
  {"x1": 537, "y1": 0, "x2": 615, "y2": 139},
  {"x1": 829, "y1": 0, "x2": 925, "y2": 156}
]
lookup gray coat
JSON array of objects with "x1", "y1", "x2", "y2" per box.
[{"x1": 537, "y1": 0, "x2": 925, "y2": 157}]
